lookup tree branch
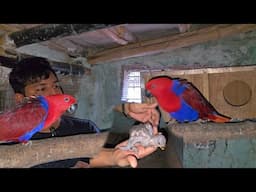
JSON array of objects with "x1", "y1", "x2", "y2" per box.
[{"x1": 0, "y1": 132, "x2": 109, "y2": 168}]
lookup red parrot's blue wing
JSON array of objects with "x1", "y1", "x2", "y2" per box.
[
  {"x1": 170, "y1": 79, "x2": 199, "y2": 122},
  {"x1": 178, "y1": 79, "x2": 231, "y2": 122},
  {"x1": 0, "y1": 96, "x2": 48, "y2": 143},
  {"x1": 181, "y1": 81, "x2": 216, "y2": 115}
]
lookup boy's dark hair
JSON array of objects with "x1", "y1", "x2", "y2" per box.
[{"x1": 9, "y1": 57, "x2": 59, "y2": 95}]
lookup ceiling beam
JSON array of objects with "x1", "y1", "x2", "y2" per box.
[
  {"x1": 0, "y1": 34, "x2": 17, "y2": 58},
  {"x1": 102, "y1": 28, "x2": 129, "y2": 45},
  {"x1": 87, "y1": 24, "x2": 256, "y2": 65},
  {"x1": 0, "y1": 24, "x2": 20, "y2": 33},
  {"x1": 9, "y1": 24, "x2": 116, "y2": 48},
  {"x1": 101, "y1": 25, "x2": 137, "y2": 45}
]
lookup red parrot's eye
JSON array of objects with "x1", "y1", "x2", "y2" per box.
[
  {"x1": 151, "y1": 84, "x2": 156, "y2": 89},
  {"x1": 64, "y1": 97, "x2": 70, "y2": 102}
]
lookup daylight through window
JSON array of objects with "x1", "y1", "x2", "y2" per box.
[{"x1": 121, "y1": 71, "x2": 142, "y2": 103}]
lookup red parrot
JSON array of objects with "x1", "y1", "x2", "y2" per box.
[
  {"x1": 0, "y1": 94, "x2": 77, "y2": 143},
  {"x1": 145, "y1": 76, "x2": 231, "y2": 123}
]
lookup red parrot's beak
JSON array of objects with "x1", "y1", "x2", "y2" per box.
[
  {"x1": 145, "y1": 90, "x2": 153, "y2": 98},
  {"x1": 66, "y1": 103, "x2": 78, "y2": 114}
]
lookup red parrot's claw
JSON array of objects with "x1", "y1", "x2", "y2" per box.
[{"x1": 22, "y1": 140, "x2": 32, "y2": 146}]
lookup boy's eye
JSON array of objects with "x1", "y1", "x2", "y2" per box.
[
  {"x1": 55, "y1": 84, "x2": 61, "y2": 89},
  {"x1": 36, "y1": 87, "x2": 46, "y2": 92}
]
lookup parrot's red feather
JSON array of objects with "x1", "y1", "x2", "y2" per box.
[
  {"x1": 0, "y1": 99, "x2": 46, "y2": 142},
  {"x1": 146, "y1": 77, "x2": 181, "y2": 112},
  {"x1": 43, "y1": 94, "x2": 76, "y2": 129}
]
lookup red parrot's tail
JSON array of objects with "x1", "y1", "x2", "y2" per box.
[{"x1": 207, "y1": 114, "x2": 231, "y2": 123}]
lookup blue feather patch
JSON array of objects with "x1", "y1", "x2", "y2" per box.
[
  {"x1": 172, "y1": 80, "x2": 186, "y2": 96},
  {"x1": 18, "y1": 96, "x2": 49, "y2": 142},
  {"x1": 170, "y1": 100, "x2": 199, "y2": 123}
]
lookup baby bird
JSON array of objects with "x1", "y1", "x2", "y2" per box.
[{"x1": 118, "y1": 123, "x2": 166, "y2": 152}]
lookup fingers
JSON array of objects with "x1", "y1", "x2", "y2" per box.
[
  {"x1": 127, "y1": 155, "x2": 138, "y2": 168},
  {"x1": 139, "y1": 102, "x2": 158, "y2": 111},
  {"x1": 115, "y1": 140, "x2": 128, "y2": 148},
  {"x1": 135, "y1": 145, "x2": 157, "y2": 159},
  {"x1": 152, "y1": 126, "x2": 158, "y2": 135},
  {"x1": 129, "y1": 108, "x2": 159, "y2": 128},
  {"x1": 129, "y1": 111, "x2": 151, "y2": 123},
  {"x1": 125, "y1": 145, "x2": 158, "y2": 168},
  {"x1": 150, "y1": 109, "x2": 160, "y2": 129},
  {"x1": 147, "y1": 102, "x2": 158, "y2": 108},
  {"x1": 129, "y1": 102, "x2": 158, "y2": 113}
]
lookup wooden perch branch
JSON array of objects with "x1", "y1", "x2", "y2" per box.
[
  {"x1": 169, "y1": 120, "x2": 256, "y2": 143},
  {"x1": 0, "y1": 132, "x2": 109, "y2": 168}
]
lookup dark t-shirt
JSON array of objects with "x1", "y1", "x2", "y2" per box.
[
  {"x1": 31, "y1": 115, "x2": 100, "y2": 139},
  {"x1": 31, "y1": 115, "x2": 100, "y2": 168}
]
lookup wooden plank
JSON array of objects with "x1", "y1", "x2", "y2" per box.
[
  {"x1": 88, "y1": 24, "x2": 256, "y2": 64},
  {"x1": 202, "y1": 72, "x2": 209, "y2": 100}
]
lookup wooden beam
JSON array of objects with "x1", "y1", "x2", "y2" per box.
[
  {"x1": 0, "y1": 24, "x2": 20, "y2": 33},
  {"x1": 88, "y1": 24, "x2": 256, "y2": 64},
  {"x1": 9, "y1": 24, "x2": 116, "y2": 48},
  {"x1": 102, "y1": 28, "x2": 129, "y2": 45},
  {"x1": 0, "y1": 34, "x2": 17, "y2": 58},
  {"x1": 102, "y1": 25, "x2": 137, "y2": 45}
]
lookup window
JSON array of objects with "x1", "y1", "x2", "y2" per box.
[{"x1": 121, "y1": 70, "x2": 142, "y2": 103}]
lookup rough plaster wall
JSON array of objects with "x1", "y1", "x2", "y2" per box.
[
  {"x1": 183, "y1": 138, "x2": 256, "y2": 168},
  {"x1": 75, "y1": 64, "x2": 123, "y2": 130},
  {"x1": 74, "y1": 31, "x2": 256, "y2": 130}
]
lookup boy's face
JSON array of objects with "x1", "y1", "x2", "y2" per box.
[{"x1": 24, "y1": 72, "x2": 63, "y2": 97}]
